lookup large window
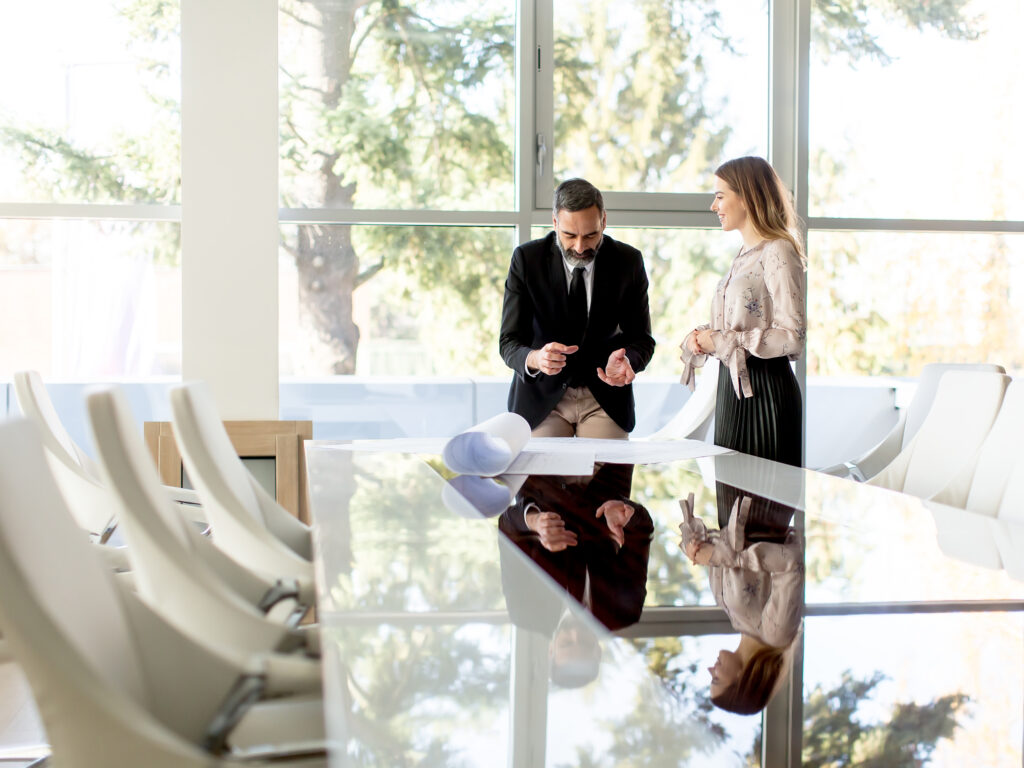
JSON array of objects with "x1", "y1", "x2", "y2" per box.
[
  {"x1": 551, "y1": 0, "x2": 769, "y2": 197},
  {"x1": 279, "y1": 225, "x2": 515, "y2": 376},
  {"x1": 807, "y1": 0, "x2": 1024, "y2": 380},
  {"x1": 809, "y1": 0, "x2": 1023, "y2": 221},
  {"x1": 2, "y1": 0, "x2": 1021, "y2": 384},
  {"x1": 807, "y1": 231, "x2": 1024, "y2": 377},
  {"x1": 0, "y1": 1, "x2": 181, "y2": 379},
  {"x1": 278, "y1": 0, "x2": 516, "y2": 212}
]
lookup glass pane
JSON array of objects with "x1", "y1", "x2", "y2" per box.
[
  {"x1": 280, "y1": 225, "x2": 515, "y2": 376},
  {"x1": 803, "y1": 613, "x2": 1023, "y2": 767},
  {"x1": 624, "y1": 634, "x2": 764, "y2": 766},
  {"x1": 552, "y1": 0, "x2": 769, "y2": 195},
  {"x1": 278, "y1": 0, "x2": 515, "y2": 211},
  {"x1": 809, "y1": 1, "x2": 1024, "y2": 220},
  {"x1": 0, "y1": 1, "x2": 181, "y2": 205},
  {"x1": 0, "y1": 219, "x2": 181, "y2": 377},
  {"x1": 807, "y1": 231, "x2": 1024, "y2": 378}
]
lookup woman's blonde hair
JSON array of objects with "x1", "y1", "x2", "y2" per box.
[
  {"x1": 715, "y1": 156, "x2": 805, "y2": 266},
  {"x1": 711, "y1": 644, "x2": 790, "y2": 715}
]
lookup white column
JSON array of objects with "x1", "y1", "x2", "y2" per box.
[{"x1": 181, "y1": 0, "x2": 278, "y2": 418}]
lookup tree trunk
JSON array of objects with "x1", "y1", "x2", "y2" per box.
[{"x1": 292, "y1": 0, "x2": 364, "y2": 374}]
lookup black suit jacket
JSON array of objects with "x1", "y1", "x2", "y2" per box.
[
  {"x1": 498, "y1": 464, "x2": 652, "y2": 632},
  {"x1": 499, "y1": 232, "x2": 656, "y2": 432}
]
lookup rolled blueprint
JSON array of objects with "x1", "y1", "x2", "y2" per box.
[
  {"x1": 441, "y1": 474, "x2": 528, "y2": 519},
  {"x1": 442, "y1": 412, "x2": 531, "y2": 476}
]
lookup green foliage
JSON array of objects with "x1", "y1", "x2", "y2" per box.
[
  {"x1": 0, "y1": 0, "x2": 990, "y2": 374},
  {"x1": 802, "y1": 670, "x2": 969, "y2": 767},
  {"x1": 552, "y1": 0, "x2": 732, "y2": 191},
  {"x1": 811, "y1": 0, "x2": 979, "y2": 65}
]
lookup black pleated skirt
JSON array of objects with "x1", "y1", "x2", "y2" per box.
[
  {"x1": 715, "y1": 355, "x2": 802, "y2": 467},
  {"x1": 716, "y1": 481, "x2": 797, "y2": 542}
]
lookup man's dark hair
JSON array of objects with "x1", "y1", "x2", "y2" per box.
[{"x1": 553, "y1": 178, "x2": 604, "y2": 217}]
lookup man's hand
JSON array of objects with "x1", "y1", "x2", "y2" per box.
[
  {"x1": 595, "y1": 500, "x2": 635, "y2": 547},
  {"x1": 527, "y1": 342, "x2": 579, "y2": 376},
  {"x1": 525, "y1": 510, "x2": 578, "y2": 552},
  {"x1": 596, "y1": 348, "x2": 635, "y2": 386}
]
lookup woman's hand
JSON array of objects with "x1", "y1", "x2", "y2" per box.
[
  {"x1": 687, "y1": 329, "x2": 714, "y2": 355},
  {"x1": 684, "y1": 539, "x2": 714, "y2": 565}
]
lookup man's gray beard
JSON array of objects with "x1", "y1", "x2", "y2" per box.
[{"x1": 557, "y1": 236, "x2": 601, "y2": 268}]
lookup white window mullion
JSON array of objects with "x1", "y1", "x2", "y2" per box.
[{"x1": 532, "y1": 0, "x2": 554, "y2": 214}]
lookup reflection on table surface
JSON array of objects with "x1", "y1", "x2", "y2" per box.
[{"x1": 305, "y1": 444, "x2": 1024, "y2": 767}]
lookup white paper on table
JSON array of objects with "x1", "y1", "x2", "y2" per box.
[
  {"x1": 321, "y1": 422, "x2": 595, "y2": 476},
  {"x1": 525, "y1": 436, "x2": 731, "y2": 465},
  {"x1": 505, "y1": 449, "x2": 594, "y2": 475},
  {"x1": 327, "y1": 437, "x2": 450, "y2": 454}
]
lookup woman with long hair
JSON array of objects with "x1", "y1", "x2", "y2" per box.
[
  {"x1": 680, "y1": 156, "x2": 806, "y2": 466},
  {"x1": 680, "y1": 491, "x2": 804, "y2": 715}
]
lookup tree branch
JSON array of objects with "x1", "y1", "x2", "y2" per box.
[{"x1": 355, "y1": 259, "x2": 385, "y2": 288}]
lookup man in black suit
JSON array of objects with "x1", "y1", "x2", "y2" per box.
[{"x1": 499, "y1": 179, "x2": 656, "y2": 438}]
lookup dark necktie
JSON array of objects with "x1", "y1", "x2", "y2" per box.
[{"x1": 569, "y1": 266, "x2": 588, "y2": 344}]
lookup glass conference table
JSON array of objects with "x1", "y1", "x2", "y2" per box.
[{"x1": 304, "y1": 441, "x2": 1024, "y2": 768}]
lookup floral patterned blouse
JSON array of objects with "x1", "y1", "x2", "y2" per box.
[
  {"x1": 679, "y1": 494, "x2": 804, "y2": 648},
  {"x1": 680, "y1": 238, "x2": 806, "y2": 399}
]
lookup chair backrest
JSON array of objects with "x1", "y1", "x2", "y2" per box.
[
  {"x1": 927, "y1": 501, "x2": 1002, "y2": 570},
  {"x1": 169, "y1": 383, "x2": 313, "y2": 580},
  {"x1": 902, "y1": 363, "x2": 1006, "y2": 447},
  {"x1": 0, "y1": 419, "x2": 148, "y2": 707},
  {"x1": 88, "y1": 387, "x2": 195, "y2": 553},
  {"x1": 12, "y1": 371, "x2": 114, "y2": 536},
  {"x1": 12, "y1": 370, "x2": 101, "y2": 479},
  {"x1": 0, "y1": 420, "x2": 255, "y2": 768},
  {"x1": 647, "y1": 358, "x2": 718, "y2": 441},
  {"x1": 87, "y1": 388, "x2": 293, "y2": 656},
  {"x1": 997, "y1": 447, "x2": 1024, "y2": 524},
  {"x1": 169, "y1": 382, "x2": 264, "y2": 524},
  {"x1": 961, "y1": 381, "x2": 1024, "y2": 514},
  {"x1": 870, "y1": 370, "x2": 1009, "y2": 499}
]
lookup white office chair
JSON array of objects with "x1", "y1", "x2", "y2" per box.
[
  {"x1": 922, "y1": 381, "x2": 1024, "y2": 570},
  {"x1": 87, "y1": 387, "x2": 318, "y2": 662},
  {"x1": 993, "y1": 453, "x2": 1024, "y2": 582},
  {"x1": 818, "y1": 362, "x2": 1006, "y2": 480},
  {"x1": 646, "y1": 357, "x2": 718, "y2": 441},
  {"x1": 169, "y1": 383, "x2": 315, "y2": 602},
  {"x1": 12, "y1": 370, "x2": 203, "y2": 538},
  {"x1": 866, "y1": 370, "x2": 1010, "y2": 499},
  {"x1": 930, "y1": 380, "x2": 1024, "y2": 513},
  {"x1": 926, "y1": 501, "x2": 1003, "y2": 570},
  {"x1": 0, "y1": 419, "x2": 326, "y2": 767}
]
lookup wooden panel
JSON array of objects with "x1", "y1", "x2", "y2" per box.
[
  {"x1": 157, "y1": 435, "x2": 183, "y2": 488},
  {"x1": 275, "y1": 433, "x2": 300, "y2": 520},
  {"x1": 143, "y1": 419, "x2": 312, "y2": 521}
]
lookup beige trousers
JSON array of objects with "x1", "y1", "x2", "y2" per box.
[{"x1": 531, "y1": 386, "x2": 628, "y2": 439}]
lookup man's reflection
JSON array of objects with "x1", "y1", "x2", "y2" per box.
[
  {"x1": 679, "y1": 486, "x2": 804, "y2": 715},
  {"x1": 498, "y1": 463, "x2": 653, "y2": 686}
]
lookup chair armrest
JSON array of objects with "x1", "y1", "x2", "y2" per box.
[
  {"x1": 203, "y1": 654, "x2": 322, "y2": 755},
  {"x1": 164, "y1": 485, "x2": 202, "y2": 506},
  {"x1": 259, "y1": 652, "x2": 322, "y2": 696},
  {"x1": 203, "y1": 674, "x2": 267, "y2": 756}
]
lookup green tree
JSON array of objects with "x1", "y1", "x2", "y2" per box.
[
  {"x1": 0, "y1": 0, "x2": 983, "y2": 377},
  {"x1": 801, "y1": 671, "x2": 969, "y2": 767}
]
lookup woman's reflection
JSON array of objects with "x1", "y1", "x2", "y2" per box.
[
  {"x1": 498, "y1": 463, "x2": 653, "y2": 687},
  {"x1": 679, "y1": 486, "x2": 804, "y2": 715}
]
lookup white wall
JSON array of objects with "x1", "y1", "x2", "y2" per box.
[{"x1": 181, "y1": 0, "x2": 279, "y2": 418}]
